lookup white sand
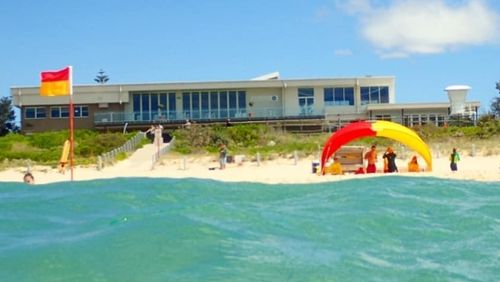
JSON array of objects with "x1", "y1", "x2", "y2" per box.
[{"x1": 1, "y1": 144, "x2": 499, "y2": 185}]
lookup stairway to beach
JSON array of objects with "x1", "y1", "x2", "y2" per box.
[{"x1": 107, "y1": 143, "x2": 167, "y2": 172}]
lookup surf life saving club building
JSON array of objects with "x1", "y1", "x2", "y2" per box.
[{"x1": 11, "y1": 72, "x2": 479, "y2": 133}]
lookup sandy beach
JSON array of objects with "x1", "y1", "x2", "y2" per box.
[{"x1": 0, "y1": 144, "x2": 498, "y2": 185}]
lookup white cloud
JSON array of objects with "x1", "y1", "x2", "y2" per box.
[
  {"x1": 339, "y1": 0, "x2": 500, "y2": 57},
  {"x1": 334, "y1": 49, "x2": 354, "y2": 56}
]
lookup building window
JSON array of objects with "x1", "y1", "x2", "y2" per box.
[
  {"x1": 210, "y1": 91, "x2": 218, "y2": 118},
  {"x1": 192, "y1": 92, "x2": 200, "y2": 119},
  {"x1": 361, "y1": 86, "x2": 389, "y2": 105},
  {"x1": 238, "y1": 91, "x2": 246, "y2": 117},
  {"x1": 133, "y1": 92, "x2": 177, "y2": 121},
  {"x1": 201, "y1": 92, "x2": 209, "y2": 119},
  {"x1": 133, "y1": 90, "x2": 245, "y2": 121},
  {"x1": 182, "y1": 92, "x2": 191, "y2": 119},
  {"x1": 74, "y1": 106, "x2": 89, "y2": 118},
  {"x1": 50, "y1": 106, "x2": 69, "y2": 118},
  {"x1": 324, "y1": 87, "x2": 354, "y2": 106},
  {"x1": 25, "y1": 107, "x2": 46, "y2": 119},
  {"x1": 298, "y1": 88, "x2": 314, "y2": 115}
]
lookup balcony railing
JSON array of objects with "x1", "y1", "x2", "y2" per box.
[{"x1": 94, "y1": 107, "x2": 324, "y2": 125}]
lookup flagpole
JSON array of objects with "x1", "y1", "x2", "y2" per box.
[{"x1": 69, "y1": 66, "x2": 74, "y2": 181}]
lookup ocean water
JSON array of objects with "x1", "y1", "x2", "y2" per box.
[{"x1": 0, "y1": 177, "x2": 498, "y2": 282}]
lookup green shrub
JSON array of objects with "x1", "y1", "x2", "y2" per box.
[{"x1": 0, "y1": 130, "x2": 136, "y2": 164}]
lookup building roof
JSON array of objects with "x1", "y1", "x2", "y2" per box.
[
  {"x1": 11, "y1": 75, "x2": 395, "y2": 107},
  {"x1": 444, "y1": 85, "x2": 471, "y2": 91}
]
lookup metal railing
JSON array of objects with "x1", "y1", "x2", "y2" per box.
[
  {"x1": 97, "y1": 132, "x2": 145, "y2": 170},
  {"x1": 151, "y1": 137, "x2": 176, "y2": 170},
  {"x1": 94, "y1": 107, "x2": 325, "y2": 125}
]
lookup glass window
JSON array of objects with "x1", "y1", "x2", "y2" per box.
[
  {"x1": 220, "y1": 91, "x2": 228, "y2": 118},
  {"x1": 61, "y1": 107, "x2": 69, "y2": 118},
  {"x1": 229, "y1": 91, "x2": 237, "y2": 117},
  {"x1": 370, "y1": 87, "x2": 380, "y2": 104},
  {"x1": 51, "y1": 107, "x2": 61, "y2": 118},
  {"x1": 345, "y1": 88, "x2": 354, "y2": 105},
  {"x1": 168, "y1": 93, "x2": 176, "y2": 119},
  {"x1": 151, "y1": 94, "x2": 158, "y2": 112},
  {"x1": 182, "y1": 92, "x2": 190, "y2": 119},
  {"x1": 229, "y1": 91, "x2": 237, "y2": 108},
  {"x1": 210, "y1": 91, "x2": 218, "y2": 118},
  {"x1": 142, "y1": 94, "x2": 150, "y2": 120},
  {"x1": 81, "y1": 106, "x2": 89, "y2": 117},
  {"x1": 201, "y1": 92, "x2": 209, "y2": 118},
  {"x1": 73, "y1": 106, "x2": 89, "y2": 118},
  {"x1": 192, "y1": 92, "x2": 200, "y2": 119},
  {"x1": 133, "y1": 94, "x2": 141, "y2": 119},
  {"x1": 298, "y1": 88, "x2": 314, "y2": 97},
  {"x1": 159, "y1": 93, "x2": 167, "y2": 110},
  {"x1": 361, "y1": 87, "x2": 370, "y2": 105},
  {"x1": 26, "y1": 108, "x2": 35, "y2": 119},
  {"x1": 380, "y1": 87, "x2": 389, "y2": 103},
  {"x1": 37, "y1": 108, "x2": 46, "y2": 118},
  {"x1": 324, "y1": 88, "x2": 333, "y2": 103},
  {"x1": 334, "y1": 88, "x2": 344, "y2": 105},
  {"x1": 238, "y1": 91, "x2": 246, "y2": 115},
  {"x1": 159, "y1": 93, "x2": 167, "y2": 119}
]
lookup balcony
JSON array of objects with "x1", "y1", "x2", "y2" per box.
[{"x1": 94, "y1": 107, "x2": 324, "y2": 126}]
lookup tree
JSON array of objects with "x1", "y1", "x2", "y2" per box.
[
  {"x1": 0, "y1": 96, "x2": 17, "y2": 136},
  {"x1": 491, "y1": 81, "x2": 500, "y2": 117},
  {"x1": 94, "y1": 69, "x2": 109, "y2": 84}
]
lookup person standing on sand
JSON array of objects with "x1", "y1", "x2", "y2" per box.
[
  {"x1": 219, "y1": 143, "x2": 228, "y2": 170},
  {"x1": 450, "y1": 148, "x2": 460, "y2": 171},
  {"x1": 364, "y1": 145, "x2": 377, "y2": 173},
  {"x1": 154, "y1": 124, "x2": 164, "y2": 146},
  {"x1": 382, "y1": 146, "x2": 398, "y2": 173},
  {"x1": 145, "y1": 125, "x2": 155, "y2": 143}
]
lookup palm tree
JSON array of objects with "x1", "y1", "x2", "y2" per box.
[{"x1": 94, "y1": 69, "x2": 109, "y2": 84}]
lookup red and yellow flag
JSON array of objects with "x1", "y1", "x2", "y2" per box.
[{"x1": 40, "y1": 67, "x2": 72, "y2": 96}]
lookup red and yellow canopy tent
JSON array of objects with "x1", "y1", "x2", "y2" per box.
[{"x1": 320, "y1": 120, "x2": 432, "y2": 174}]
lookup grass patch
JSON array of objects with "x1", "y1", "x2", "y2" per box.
[{"x1": 0, "y1": 130, "x2": 140, "y2": 166}]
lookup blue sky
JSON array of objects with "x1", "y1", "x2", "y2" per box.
[{"x1": 1, "y1": 0, "x2": 499, "y2": 113}]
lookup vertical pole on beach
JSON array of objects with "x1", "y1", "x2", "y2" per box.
[
  {"x1": 256, "y1": 152, "x2": 261, "y2": 167},
  {"x1": 183, "y1": 157, "x2": 187, "y2": 170},
  {"x1": 68, "y1": 66, "x2": 74, "y2": 181},
  {"x1": 294, "y1": 150, "x2": 298, "y2": 165},
  {"x1": 471, "y1": 144, "x2": 476, "y2": 157}
]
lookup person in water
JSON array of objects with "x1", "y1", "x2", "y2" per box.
[
  {"x1": 382, "y1": 146, "x2": 398, "y2": 173},
  {"x1": 23, "y1": 172, "x2": 35, "y2": 185},
  {"x1": 408, "y1": 156, "x2": 420, "y2": 172},
  {"x1": 364, "y1": 145, "x2": 377, "y2": 173},
  {"x1": 450, "y1": 148, "x2": 460, "y2": 171}
]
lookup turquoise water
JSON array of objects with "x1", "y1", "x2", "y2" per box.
[{"x1": 0, "y1": 177, "x2": 499, "y2": 282}]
